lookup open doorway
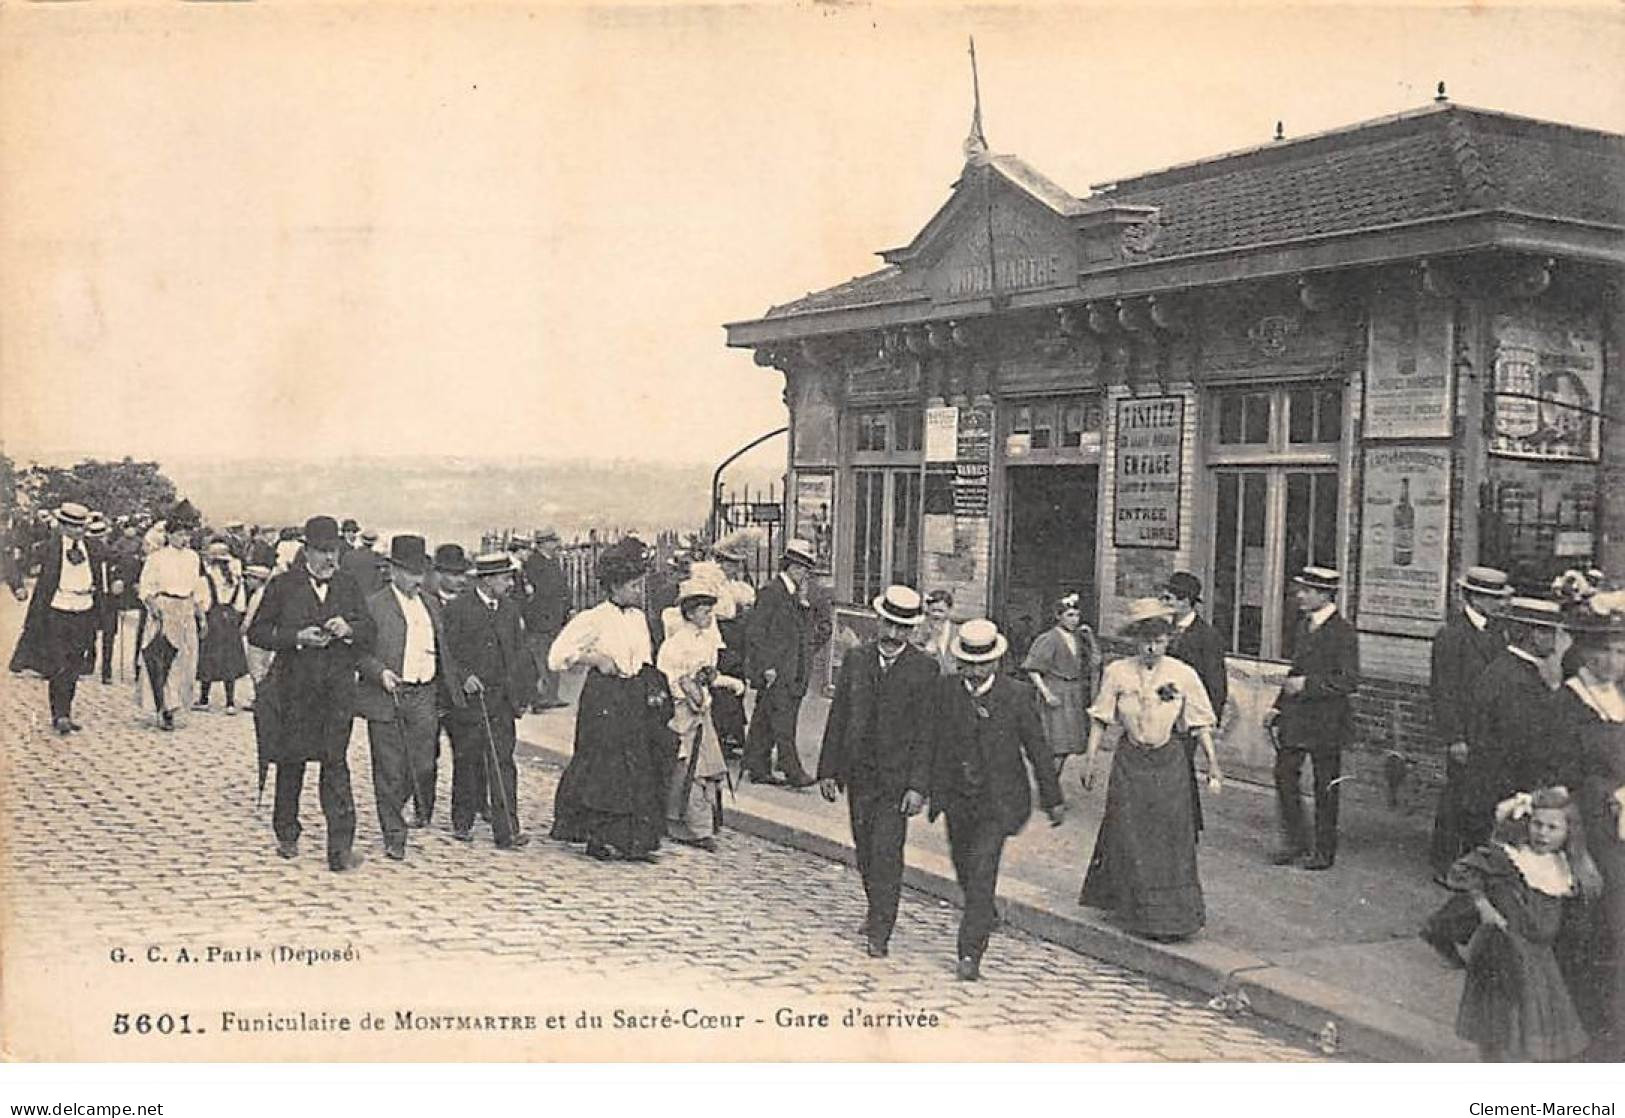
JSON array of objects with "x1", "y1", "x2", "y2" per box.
[{"x1": 1002, "y1": 465, "x2": 1099, "y2": 661}]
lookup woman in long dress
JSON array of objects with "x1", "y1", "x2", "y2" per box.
[
  {"x1": 1022, "y1": 592, "x2": 1099, "y2": 776},
  {"x1": 1546, "y1": 595, "x2": 1625, "y2": 1060},
  {"x1": 1079, "y1": 598, "x2": 1223, "y2": 941},
  {"x1": 195, "y1": 541, "x2": 249, "y2": 713},
  {"x1": 657, "y1": 578, "x2": 744, "y2": 850},
  {"x1": 136, "y1": 501, "x2": 208, "y2": 731},
  {"x1": 548, "y1": 537, "x2": 678, "y2": 861}
]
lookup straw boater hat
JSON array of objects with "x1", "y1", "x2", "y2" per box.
[
  {"x1": 205, "y1": 541, "x2": 233, "y2": 561},
  {"x1": 507, "y1": 534, "x2": 532, "y2": 551},
  {"x1": 472, "y1": 552, "x2": 517, "y2": 578},
  {"x1": 389, "y1": 535, "x2": 429, "y2": 575},
  {"x1": 782, "y1": 538, "x2": 818, "y2": 569},
  {"x1": 86, "y1": 516, "x2": 111, "y2": 540},
  {"x1": 950, "y1": 618, "x2": 1008, "y2": 663},
  {"x1": 1458, "y1": 566, "x2": 1513, "y2": 598},
  {"x1": 55, "y1": 502, "x2": 90, "y2": 529},
  {"x1": 872, "y1": 585, "x2": 925, "y2": 627},
  {"x1": 1501, "y1": 596, "x2": 1564, "y2": 629},
  {"x1": 1291, "y1": 565, "x2": 1341, "y2": 594},
  {"x1": 534, "y1": 527, "x2": 560, "y2": 545},
  {"x1": 244, "y1": 564, "x2": 271, "y2": 582},
  {"x1": 1119, "y1": 597, "x2": 1176, "y2": 637}
]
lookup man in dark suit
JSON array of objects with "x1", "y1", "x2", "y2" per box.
[
  {"x1": 818, "y1": 585, "x2": 937, "y2": 959},
  {"x1": 743, "y1": 539, "x2": 819, "y2": 788},
  {"x1": 1461, "y1": 596, "x2": 1564, "y2": 852},
  {"x1": 1161, "y1": 570, "x2": 1227, "y2": 838},
  {"x1": 928, "y1": 619, "x2": 1065, "y2": 980},
  {"x1": 441, "y1": 552, "x2": 536, "y2": 849},
  {"x1": 1266, "y1": 566, "x2": 1360, "y2": 871},
  {"x1": 422, "y1": 543, "x2": 477, "y2": 821},
  {"x1": 521, "y1": 528, "x2": 572, "y2": 711},
  {"x1": 9, "y1": 502, "x2": 104, "y2": 735},
  {"x1": 1427, "y1": 565, "x2": 1512, "y2": 882},
  {"x1": 84, "y1": 516, "x2": 125, "y2": 686},
  {"x1": 247, "y1": 515, "x2": 376, "y2": 872},
  {"x1": 355, "y1": 535, "x2": 457, "y2": 861},
  {"x1": 340, "y1": 530, "x2": 386, "y2": 597}
]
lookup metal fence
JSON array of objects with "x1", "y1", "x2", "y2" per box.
[{"x1": 711, "y1": 480, "x2": 784, "y2": 589}]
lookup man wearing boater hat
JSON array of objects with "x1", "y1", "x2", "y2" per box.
[
  {"x1": 247, "y1": 515, "x2": 376, "y2": 872},
  {"x1": 817, "y1": 585, "x2": 938, "y2": 959},
  {"x1": 441, "y1": 551, "x2": 536, "y2": 849},
  {"x1": 743, "y1": 538, "x2": 820, "y2": 788},
  {"x1": 1427, "y1": 565, "x2": 1512, "y2": 882},
  {"x1": 927, "y1": 618, "x2": 1065, "y2": 980},
  {"x1": 1265, "y1": 566, "x2": 1359, "y2": 871},
  {"x1": 8, "y1": 502, "x2": 104, "y2": 735},
  {"x1": 355, "y1": 536, "x2": 457, "y2": 861},
  {"x1": 1459, "y1": 594, "x2": 1564, "y2": 854}
]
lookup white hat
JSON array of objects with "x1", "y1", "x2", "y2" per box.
[
  {"x1": 872, "y1": 585, "x2": 924, "y2": 626},
  {"x1": 1118, "y1": 597, "x2": 1175, "y2": 636},
  {"x1": 950, "y1": 618, "x2": 1008, "y2": 663},
  {"x1": 783, "y1": 538, "x2": 818, "y2": 569}
]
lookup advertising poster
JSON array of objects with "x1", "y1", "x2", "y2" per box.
[
  {"x1": 1112, "y1": 396, "x2": 1183, "y2": 549},
  {"x1": 1489, "y1": 311, "x2": 1603, "y2": 462},
  {"x1": 793, "y1": 470, "x2": 835, "y2": 574},
  {"x1": 1356, "y1": 446, "x2": 1451, "y2": 635},
  {"x1": 1364, "y1": 292, "x2": 1453, "y2": 439}
]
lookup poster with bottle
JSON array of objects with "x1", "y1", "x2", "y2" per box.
[{"x1": 1356, "y1": 446, "x2": 1452, "y2": 636}]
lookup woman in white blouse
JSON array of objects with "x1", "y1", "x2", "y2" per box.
[
  {"x1": 1078, "y1": 598, "x2": 1222, "y2": 941},
  {"x1": 546, "y1": 537, "x2": 674, "y2": 862},
  {"x1": 136, "y1": 501, "x2": 209, "y2": 731},
  {"x1": 657, "y1": 579, "x2": 746, "y2": 851}
]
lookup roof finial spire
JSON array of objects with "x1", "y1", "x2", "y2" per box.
[
  {"x1": 963, "y1": 36, "x2": 991, "y2": 165},
  {"x1": 1435, "y1": 80, "x2": 1448, "y2": 103},
  {"x1": 1274, "y1": 120, "x2": 1285, "y2": 142}
]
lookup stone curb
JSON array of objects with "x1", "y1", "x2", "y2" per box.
[{"x1": 516, "y1": 731, "x2": 1472, "y2": 1063}]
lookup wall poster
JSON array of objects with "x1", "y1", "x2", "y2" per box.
[
  {"x1": 1365, "y1": 291, "x2": 1454, "y2": 439},
  {"x1": 1488, "y1": 310, "x2": 1603, "y2": 462},
  {"x1": 1356, "y1": 446, "x2": 1451, "y2": 636},
  {"x1": 1112, "y1": 396, "x2": 1183, "y2": 549},
  {"x1": 792, "y1": 470, "x2": 835, "y2": 575}
]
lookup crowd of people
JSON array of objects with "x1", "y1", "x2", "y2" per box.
[{"x1": 4, "y1": 499, "x2": 1622, "y2": 1058}]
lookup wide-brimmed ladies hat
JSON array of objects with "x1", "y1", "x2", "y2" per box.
[
  {"x1": 166, "y1": 500, "x2": 200, "y2": 531},
  {"x1": 712, "y1": 529, "x2": 753, "y2": 562},
  {"x1": 873, "y1": 585, "x2": 925, "y2": 626},
  {"x1": 1119, "y1": 597, "x2": 1175, "y2": 636},
  {"x1": 677, "y1": 577, "x2": 719, "y2": 609},
  {"x1": 1560, "y1": 588, "x2": 1625, "y2": 635},
  {"x1": 950, "y1": 618, "x2": 1008, "y2": 663},
  {"x1": 597, "y1": 536, "x2": 651, "y2": 589},
  {"x1": 783, "y1": 538, "x2": 818, "y2": 569},
  {"x1": 1458, "y1": 566, "x2": 1513, "y2": 598}
]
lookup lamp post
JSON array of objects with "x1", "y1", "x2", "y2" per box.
[{"x1": 709, "y1": 427, "x2": 788, "y2": 542}]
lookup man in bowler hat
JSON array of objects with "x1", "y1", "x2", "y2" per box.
[
  {"x1": 1161, "y1": 571, "x2": 1227, "y2": 837},
  {"x1": 743, "y1": 538, "x2": 820, "y2": 788},
  {"x1": 441, "y1": 552, "x2": 536, "y2": 848},
  {"x1": 1265, "y1": 566, "x2": 1360, "y2": 871},
  {"x1": 928, "y1": 619, "x2": 1065, "y2": 980},
  {"x1": 248, "y1": 515, "x2": 376, "y2": 871},
  {"x1": 355, "y1": 535, "x2": 457, "y2": 861},
  {"x1": 818, "y1": 585, "x2": 938, "y2": 958}
]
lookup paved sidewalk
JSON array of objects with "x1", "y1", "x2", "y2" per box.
[{"x1": 518, "y1": 673, "x2": 1476, "y2": 1062}]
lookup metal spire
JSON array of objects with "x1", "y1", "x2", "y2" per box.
[{"x1": 963, "y1": 36, "x2": 990, "y2": 164}]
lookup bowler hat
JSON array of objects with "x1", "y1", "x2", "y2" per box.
[
  {"x1": 304, "y1": 515, "x2": 341, "y2": 550},
  {"x1": 950, "y1": 618, "x2": 1008, "y2": 663},
  {"x1": 433, "y1": 543, "x2": 470, "y2": 574},
  {"x1": 872, "y1": 585, "x2": 925, "y2": 627},
  {"x1": 1291, "y1": 565, "x2": 1341, "y2": 594},
  {"x1": 1457, "y1": 566, "x2": 1513, "y2": 598},
  {"x1": 473, "y1": 552, "x2": 516, "y2": 578},
  {"x1": 389, "y1": 534, "x2": 429, "y2": 574},
  {"x1": 1163, "y1": 571, "x2": 1204, "y2": 603},
  {"x1": 783, "y1": 538, "x2": 818, "y2": 569}
]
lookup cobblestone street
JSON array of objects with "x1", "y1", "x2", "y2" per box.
[{"x1": 0, "y1": 605, "x2": 1327, "y2": 1061}]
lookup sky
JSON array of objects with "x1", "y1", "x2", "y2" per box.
[{"x1": 2, "y1": 0, "x2": 1622, "y2": 471}]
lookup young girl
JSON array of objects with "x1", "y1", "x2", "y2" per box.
[
  {"x1": 1022, "y1": 592, "x2": 1100, "y2": 776},
  {"x1": 1423, "y1": 786, "x2": 1600, "y2": 1061},
  {"x1": 195, "y1": 541, "x2": 249, "y2": 713}
]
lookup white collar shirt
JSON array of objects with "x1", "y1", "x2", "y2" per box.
[
  {"x1": 392, "y1": 585, "x2": 437, "y2": 684},
  {"x1": 51, "y1": 534, "x2": 94, "y2": 611},
  {"x1": 1306, "y1": 603, "x2": 1337, "y2": 632},
  {"x1": 1464, "y1": 603, "x2": 1488, "y2": 631},
  {"x1": 963, "y1": 673, "x2": 996, "y2": 698},
  {"x1": 547, "y1": 600, "x2": 652, "y2": 678},
  {"x1": 1087, "y1": 655, "x2": 1217, "y2": 749}
]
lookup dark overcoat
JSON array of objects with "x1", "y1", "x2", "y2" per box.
[
  {"x1": 1168, "y1": 614, "x2": 1228, "y2": 719},
  {"x1": 927, "y1": 674, "x2": 1062, "y2": 836},
  {"x1": 816, "y1": 642, "x2": 937, "y2": 796},
  {"x1": 746, "y1": 576, "x2": 810, "y2": 697},
  {"x1": 1463, "y1": 651, "x2": 1559, "y2": 817},
  {"x1": 353, "y1": 585, "x2": 458, "y2": 723},
  {"x1": 439, "y1": 590, "x2": 534, "y2": 724},
  {"x1": 520, "y1": 553, "x2": 571, "y2": 637},
  {"x1": 9, "y1": 532, "x2": 106, "y2": 675},
  {"x1": 1272, "y1": 611, "x2": 1360, "y2": 753},
  {"x1": 247, "y1": 564, "x2": 374, "y2": 764},
  {"x1": 1429, "y1": 611, "x2": 1506, "y2": 746}
]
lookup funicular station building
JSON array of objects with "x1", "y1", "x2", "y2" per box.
[{"x1": 725, "y1": 97, "x2": 1625, "y2": 805}]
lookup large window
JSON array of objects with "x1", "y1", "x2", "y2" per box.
[
  {"x1": 1207, "y1": 383, "x2": 1343, "y2": 660},
  {"x1": 853, "y1": 469, "x2": 921, "y2": 604}
]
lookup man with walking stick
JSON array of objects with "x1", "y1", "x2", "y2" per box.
[
  {"x1": 355, "y1": 535, "x2": 456, "y2": 862},
  {"x1": 442, "y1": 552, "x2": 535, "y2": 850}
]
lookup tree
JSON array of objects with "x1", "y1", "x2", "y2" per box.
[{"x1": 17, "y1": 457, "x2": 186, "y2": 522}]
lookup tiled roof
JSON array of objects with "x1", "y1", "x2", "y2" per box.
[{"x1": 760, "y1": 104, "x2": 1625, "y2": 321}]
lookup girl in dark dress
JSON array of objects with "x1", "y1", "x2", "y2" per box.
[{"x1": 195, "y1": 542, "x2": 249, "y2": 712}]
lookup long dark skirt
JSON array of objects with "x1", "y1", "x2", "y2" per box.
[
  {"x1": 1079, "y1": 736, "x2": 1205, "y2": 939},
  {"x1": 551, "y1": 671, "x2": 675, "y2": 857},
  {"x1": 197, "y1": 604, "x2": 248, "y2": 683}
]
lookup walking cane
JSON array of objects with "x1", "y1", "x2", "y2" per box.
[
  {"x1": 475, "y1": 689, "x2": 520, "y2": 843},
  {"x1": 116, "y1": 610, "x2": 126, "y2": 684},
  {"x1": 392, "y1": 688, "x2": 427, "y2": 832}
]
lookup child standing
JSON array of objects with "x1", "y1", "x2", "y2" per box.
[{"x1": 1422, "y1": 786, "x2": 1599, "y2": 1061}]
